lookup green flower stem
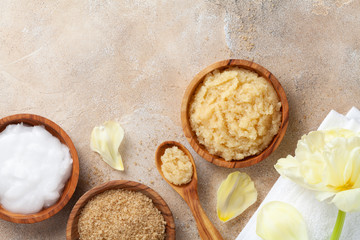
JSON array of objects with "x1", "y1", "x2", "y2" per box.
[{"x1": 330, "y1": 210, "x2": 346, "y2": 240}]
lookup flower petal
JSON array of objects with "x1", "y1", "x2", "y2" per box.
[
  {"x1": 323, "y1": 137, "x2": 351, "y2": 187},
  {"x1": 299, "y1": 130, "x2": 325, "y2": 153},
  {"x1": 314, "y1": 191, "x2": 335, "y2": 202},
  {"x1": 331, "y1": 188, "x2": 360, "y2": 212},
  {"x1": 90, "y1": 121, "x2": 124, "y2": 171},
  {"x1": 256, "y1": 201, "x2": 308, "y2": 240},
  {"x1": 275, "y1": 156, "x2": 312, "y2": 189},
  {"x1": 217, "y1": 171, "x2": 257, "y2": 222}
]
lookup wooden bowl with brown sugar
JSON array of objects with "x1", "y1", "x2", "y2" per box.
[
  {"x1": 0, "y1": 113, "x2": 79, "y2": 223},
  {"x1": 66, "y1": 180, "x2": 175, "y2": 240},
  {"x1": 181, "y1": 59, "x2": 289, "y2": 168}
]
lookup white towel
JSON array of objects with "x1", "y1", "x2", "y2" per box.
[{"x1": 236, "y1": 107, "x2": 360, "y2": 240}]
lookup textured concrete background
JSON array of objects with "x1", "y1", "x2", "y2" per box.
[{"x1": 0, "y1": 0, "x2": 359, "y2": 239}]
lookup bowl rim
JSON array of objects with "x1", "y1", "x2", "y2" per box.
[
  {"x1": 66, "y1": 180, "x2": 176, "y2": 240},
  {"x1": 181, "y1": 59, "x2": 289, "y2": 168},
  {"x1": 0, "y1": 113, "x2": 79, "y2": 223}
]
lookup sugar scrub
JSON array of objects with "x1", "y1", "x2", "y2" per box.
[
  {"x1": 0, "y1": 123, "x2": 73, "y2": 214},
  {"x1": 189, "y1": 67, "x2": 282, "y2": 161},
  {"x1": 161, "y1": 146, "x2": 193, "y2": 185}
]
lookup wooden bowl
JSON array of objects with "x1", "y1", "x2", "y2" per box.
[
  {"x1": 66, "y1": 180, "x2": 176, "y2": 240},
  {"x1": 0, "y1": 114, "x2": 79, "y2": 223},
  {"x1": 181, "y1": 59, "x2": 289, "y2": 168}
]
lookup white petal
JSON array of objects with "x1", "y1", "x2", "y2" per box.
[
  {"x1": 256, "y1": 201, "x2": 308, "y2": 240},
  {"x1": 217, "y1": 172, "x2": 257, "y2": 222},
  {"x1": 90, "y1": 121, "x2": 124, "y2": 171},
  {"x1": 275, "y1": 156, "x2": 310, "y2": 188},
  {"x1": 331, "y1": 188, "x2": 360, "y2": 212},
  {"x1": 314, "y1": 191, "x2": 335, "y2": 202}
]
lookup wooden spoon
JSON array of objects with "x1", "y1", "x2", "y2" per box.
[{"x1": 155, "y1": 141, "x2": 223, "y2": 240}]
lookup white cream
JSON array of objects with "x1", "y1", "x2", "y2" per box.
[{"x1": 0, "y1": 123, "x2": 73, "y2": 214}]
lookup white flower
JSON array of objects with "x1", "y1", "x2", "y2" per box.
[{"x1": 275, "y1": 129, "x2": 360, "y2": 212}]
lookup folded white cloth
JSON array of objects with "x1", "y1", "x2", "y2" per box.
[{"x1": 236, "y1": 107, "x2": 360, "y2": 240}]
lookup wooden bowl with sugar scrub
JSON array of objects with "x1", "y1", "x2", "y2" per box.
[
  {"x1": 181, "y1": 59, "x2": 289, "y2": 168},
  {"x1": 0, "y1": 114, "x2": 79, "y2": 223},
  {"x1": 66, "y1": 180, "x2": 175, "y2": 240}
]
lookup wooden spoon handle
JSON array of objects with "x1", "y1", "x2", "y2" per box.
[{"x1": 184, "y1": 193, "x2": 223, "y2": 240}]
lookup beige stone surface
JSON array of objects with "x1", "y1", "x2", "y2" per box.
[{"x1": 0, "y1": 0, "x2": 359, "y2": 239}]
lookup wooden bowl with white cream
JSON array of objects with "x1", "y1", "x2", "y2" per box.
[
  {"x1": 0, "y1": 114, "x2": 79, "y2": 223},
  {"x1": 181, "y1": 59, "x2": 289, "y2": 168}
]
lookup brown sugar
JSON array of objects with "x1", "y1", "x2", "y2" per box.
[{"x1": 78, "y1": 189, "x2": 166, "y2": 240}]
